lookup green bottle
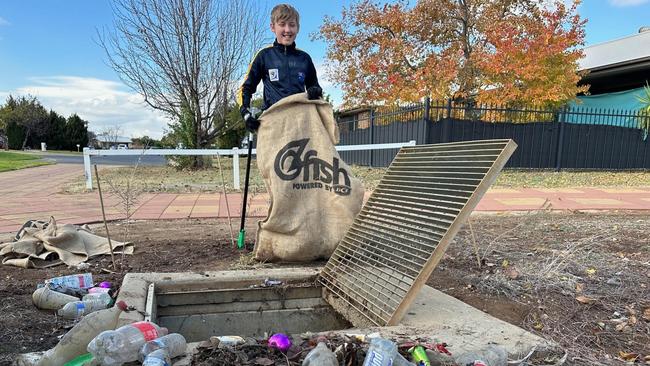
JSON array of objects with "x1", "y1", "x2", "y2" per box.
[
  {"x1": 408, "y1": 346, "x2": 431, "y2": 366},
  {"x1": 63, "y1": 353, "x2": 94, "y2": 366}
]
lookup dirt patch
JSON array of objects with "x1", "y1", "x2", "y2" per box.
[
  {"x1": 1, "y1": 213, "x2": 649, "y2": 365},
  {"x1": 428, "y1": 211, "x2": 650, "y2": 366},
  {"x1": 0, "y1": 218, "x2": 259, "y2": 365}
]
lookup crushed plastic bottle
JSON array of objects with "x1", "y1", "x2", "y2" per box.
[
  {"x1": 58, "y1": 298, "x2": 110, "y2": 319},
  {"x1": 37, "y1": 301, "x2": 127, "y2": 366},
  {"x1": 142, "y1": 349, "x2": 172, "y2": 366},
  {"x1": 303, "y1": 342, "x2": 338, "y2": 366},
  {"x1": 82, "y1": 292, "x2": 113, "y2": 307},
  {"x1": 32, "y1": 285, "x2": 80, "y2": 310},
  {"x1": 363, "y1": 337, "x2": 415, "y2": 366},
  {"x1": 88, "y1": 286, "x2": 111, "y2": 294},
  {"x1": 87, "y1": 321, "x2": 168, "y2": 366},
  {"x1": 454, "y1": 345, "x2": 508, "y2": 366},
  {"x1": 139, "y1": 333, "x2": 187, "y2": 361},
  {"x1": 47, "y1": 273, "x2": 94, "y2": 289}
]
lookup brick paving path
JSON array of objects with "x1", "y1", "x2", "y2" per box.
[{"x1": 1, "y1": 164, "x2": 649, "y2": 233}]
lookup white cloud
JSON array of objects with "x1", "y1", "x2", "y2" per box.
[
  {"x1": 0, "y1": 16, "x2": 10, "y2": 26},
  {"x1": 608, "y1": 0, "x2": 649, "y2": 6},
  {"x1": 0, "y1": 76, "x2": 170, "y2": 139},
  {"x1": 314, "y1": 61, "x2": 343, "y2": 109}
]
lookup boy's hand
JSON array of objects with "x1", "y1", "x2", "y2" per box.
[
  {"x1": 243, "y1": 111, "x2": 260, "y2": 131},
  {"x1": 307, "y1": 86, "x2": 322, "y2": 100}
]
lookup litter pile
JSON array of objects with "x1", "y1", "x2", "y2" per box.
[
  {"x1": 0, "y1": 217, "x2": 133, "y2": 268},
  {"x1": 191, "y1": 332, "x2": 507, "y2": 366}
]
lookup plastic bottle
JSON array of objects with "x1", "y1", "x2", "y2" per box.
[
  {"x1": 363, "y1": 338, "x2": 415, "y2": 366},
  {"x1": 47, "y1": 273, "x2": 94, "y2": 289},
  {"x1": 82, "y1": 292, "x2": 113, "y2": 307},
  {"x1": 36, "y1": 301, "x2": 127, "y2": 366},
  {"x1": 454, "y1": 345, "x2": 508, "y2": 366},
  {"x1": 58, "y1": 298, "x2": 110, "y2": 319},
  {"x1": 142, "y1": 349, "x2": 172, "y2": 366},
  {"x1": 139, "y1": 333, "x2": 187, "y2": 361},
  {"x1": 88, "y1": 286, "x2": 111, "y2": 294},
  {"x1": 87, "y1": 321, "x2": 169, "y2": 366},
  {"x1": 32, "y1": 285, "x2": 80, "y2": 310},
  {"x1": 303, "y1": 342, "x2": 338, "y2": 366},
  {"x1": 62, "y1": 353, "x2": 94, "y2": 366}
]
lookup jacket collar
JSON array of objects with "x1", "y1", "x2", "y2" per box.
[{"x1": 273, "y1": 39, "x2": 296, "y2": 53}]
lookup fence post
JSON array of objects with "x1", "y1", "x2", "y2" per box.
[
  {"x1": 83, "y1": 148, "x2": 93, "y2": 190},
  {"x1": 442, "y1": 99, "x2": 452, "y2": 142},
  {"x1": 423, "y1": 97, "x2": 431, "y2": 144},
  {"x1": 554, "y1": 107, "x2": 566, "y2": 172},
  {"x1": 232, "y1": 147, "x2": 240, "y2": 190},
  {"x1": 423, "y1": 97, "x2": 430, "y2": 121},
  {"x1": 369, "y1": 108, "x2": 375, "y2": 167}
]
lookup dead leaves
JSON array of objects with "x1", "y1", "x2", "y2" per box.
[
  {"x1": 575, "y1": 295, "x2": 596, "y2": 304},
  {"x1": 643, "y1": 307, "x2": 650, "y2": 322}
]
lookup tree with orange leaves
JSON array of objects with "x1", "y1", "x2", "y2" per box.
[{"x1": 316, "y1": 0, "x2": 587, "y2": 108}]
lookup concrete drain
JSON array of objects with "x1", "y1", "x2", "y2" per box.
[{"x1": 149, "y1": 280, "x2": 350, "y2": 342}]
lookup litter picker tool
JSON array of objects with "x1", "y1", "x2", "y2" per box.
[{"x1": 238, "y1": 107, "x2": 261, "y2": 249}]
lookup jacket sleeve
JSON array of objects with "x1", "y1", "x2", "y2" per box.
[
  {"x1": 237, "y1": 52, "x2": 263, "y2": 116},
  {"x1": 305, "y1": 55, "x2": 321, "y2": 91}
]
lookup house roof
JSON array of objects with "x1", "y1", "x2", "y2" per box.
[
  {"x1": 96, "y1": 136, "x2": 132, "y2": 143},
  {"x1": 579, "y1": 29, "x2": 650, "y2": 71}
]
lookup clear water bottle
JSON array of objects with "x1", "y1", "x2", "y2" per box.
[
  {"x1": 139, "y1": 333, "x2": 187, "y2": 361},
  {"x1": 363, "y1": 337, "x2": 415, "y2": 366},
  {"x1": 303, "y1": 342, "x2": 338, "y2": 366},
  {"x1": 38, "y1": 301, "x2": 127, "y2": 366},
  {"x1": 82, "y1": 292, "x2": 113, "y2": 307},
  {"x1": 57, "y1": 298, "x2": 110, "y2": 319},
  {"x1": 142, "y1": 349, "x2": 171, "y2": 366},
  {"x1": 87, "y1": 321, "x2": 168, "y2": 366},
  {"x1": 454, "y1": 345, "x2": 508, "y2": 366},
  {"x1": 47, "y1": 273, "x2": 94, "y2": 289},
  {"x1": 88, "y1": 286, "x2": 111, "y2": 294}
]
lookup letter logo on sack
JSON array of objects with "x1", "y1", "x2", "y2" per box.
[{"x1": 274, "y1": 138, "x2": 352, "y2": 196}]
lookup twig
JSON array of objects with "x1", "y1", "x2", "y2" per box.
[
  {"x1": 215, "y1": 152, "x2": 235, "y2": 247},
  {"x1": 94, "y1": 165, "x2": 117, "y2": 270},
  {"x1": 467, "y1": 218, "x2": 482, "y2": 269}
]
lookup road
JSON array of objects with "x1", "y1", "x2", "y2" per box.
[{"x1": 33, "y1": 153, "x2": 167, "y2": 166}]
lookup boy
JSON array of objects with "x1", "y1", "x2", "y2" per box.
[{"x1": 237, "y1": 4, "x2": 322, "y2": 131}]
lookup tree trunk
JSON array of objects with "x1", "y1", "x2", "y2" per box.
[{"x1": 21, "y1": 129, "x2": 31, "y2": 150}]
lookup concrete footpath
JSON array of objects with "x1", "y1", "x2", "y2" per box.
[{"x1": 1, "y1": 165, "x2": 650, "y2": 233}]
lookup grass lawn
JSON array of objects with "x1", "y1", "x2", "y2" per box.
[
  {"x1": 0, "y1": 151, "x2": 52, "y2": 172},
  {"x1": 62, "y1": 157, "x2": 650, "y2": 194}
]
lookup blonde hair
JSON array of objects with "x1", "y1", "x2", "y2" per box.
[{"x1": 271, "y1": 4, "x2": 299, "y2": 27}]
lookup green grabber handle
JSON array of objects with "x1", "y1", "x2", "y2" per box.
[{"x1": 238, "y1": 131, "x2": 254, "y2": 250}]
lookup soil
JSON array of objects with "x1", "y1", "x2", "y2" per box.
[{"x1": 1, "y1": 212, "x2": 649, "y2": 365}]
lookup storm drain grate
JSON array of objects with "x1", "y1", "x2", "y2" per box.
[{"x1": 320, "y1": 139, "x2": 517, "y2": 327}]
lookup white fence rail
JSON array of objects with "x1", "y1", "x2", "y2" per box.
[{"x1": 83, "y1": 140, "x2": 416, "y2": 190}]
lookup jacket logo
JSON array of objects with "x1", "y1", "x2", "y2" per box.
[
  {"x1": 269, "y1": 69, "x2": 279, "y2": 81},
  {"x1": 274, "y1": 138, "x2": 351, "y2": 196}
]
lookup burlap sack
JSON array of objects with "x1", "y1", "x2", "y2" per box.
[
  {"x1": 0, "y1": 217, "x2": 133, "y2": 268},
  {"x1": 254, "y1": 93, "x2": 364, "y2": 262}
]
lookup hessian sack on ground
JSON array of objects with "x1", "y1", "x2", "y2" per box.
[{"x1": 254, "y1": 93, "x2": 364, "y2": 262}]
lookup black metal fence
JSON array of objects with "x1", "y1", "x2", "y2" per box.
[{"x1": 337, "y1": 99, "x2": 650, "y2": 170}]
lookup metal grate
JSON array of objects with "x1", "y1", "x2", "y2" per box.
[{"x1": 320, "y1": 139, "x2": 517, "y2": 327}]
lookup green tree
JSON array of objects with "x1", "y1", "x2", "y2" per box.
[
  {"x1": 44, "y1": 110, "x2": 68, "y2": 150},
  {"x1": 6, "y1": 121, "x2": 25, "y2": 150},
  {"x1": 12, "y1": 96, "x2": 48, "y2": 149},
  {"x1": 65, "y1": 114, "x2": 89, "y2": 150}
]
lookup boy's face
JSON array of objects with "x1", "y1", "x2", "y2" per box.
[{"x1": 271, "y1": 18, "x2": 298, "y2": 46}]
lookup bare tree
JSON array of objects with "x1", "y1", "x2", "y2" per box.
[
  {"x1": 99, "y1": 0, "x2": 266, "y2": 167},
  {"x1": 98, "y1": 125, "x2": 124, "y2": 149}
]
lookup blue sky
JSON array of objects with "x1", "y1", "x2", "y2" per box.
[{"x1": 1, "y1": 0, "x2": 650, "y2": 139}]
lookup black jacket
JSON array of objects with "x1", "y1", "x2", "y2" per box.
[{"x1": 238, "y1": 40, "x2": 320, "y2": 115}]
